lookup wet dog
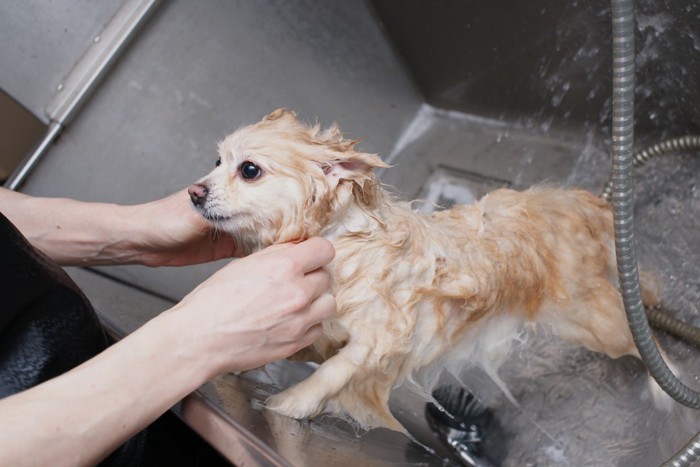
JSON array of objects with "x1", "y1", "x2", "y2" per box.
[{"x1": 188, "y1": 109, "x2": 667, "y2": 431}]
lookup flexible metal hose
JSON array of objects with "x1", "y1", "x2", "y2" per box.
[
  {"x1": 610, "y1": 0, "x2": 700, "y2": 409},
  {"x1": 601, "y1": 135, "x2": 700, "y2": 202},
  {"x1": 600, "y1": 134, "x2": 700, "y2": 350},
  {"x1": 647, "y1": 306, "x2": 700, "y2": 349},
  {"x1": 610, "y1": 0, "x2": 700, "y2": 465},
  {"x1": 663, "y1": 432, "x2": 700, "y2": 467}
]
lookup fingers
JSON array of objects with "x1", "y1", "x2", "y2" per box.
[
  {"x1": 292, "y1": 293, "x2": 336, "y2": 352},
  {"x1": 258, "y1": 242, "x2": 295, "y2": 254},
  {"x1": 305, "y1": 292, "x2": 336, "y2": 324},
  {"x1": 210, "y1": 233, "x2": 241, "y2": 259},
  {"x1": 298, "y1": 323, "x2": 324, "y2": 349},
  {"x1": 302, "y1": 268, "x2": 332, "y2": 301},
  {"x1": 284, "y1": 237, "x2": 336, "y2": 273},
  {"x1": 300, "y1": 293, "x2": 335, "y2": 342}
]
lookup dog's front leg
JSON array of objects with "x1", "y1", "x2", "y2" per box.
[{"x1": 266, "y1": 343, "x2": 368, "y2": 420}]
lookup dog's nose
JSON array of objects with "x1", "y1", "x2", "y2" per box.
[{"x1": 187, "y1": 183, "x2": 209, "y2": 207}]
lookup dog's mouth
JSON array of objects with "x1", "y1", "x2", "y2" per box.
[
  {"x1": 191, "y1": 204, "x2": 233, "y2": 223},
  {"x1": 202, "y1": 212, "x2": 232, "y2": 222},
  {"x1": 192, "y1": 200, "x2": 255, "y2": 234}
]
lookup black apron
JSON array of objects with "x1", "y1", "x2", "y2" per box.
[
  {"x1": 0, "y1": 211, "x2": 145, "y2": 465},
  {"x1": 0, "y1": 212, "x2": 109, "y2": 394}
]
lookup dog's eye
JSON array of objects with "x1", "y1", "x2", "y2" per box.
[
  {"x1": 240, "y1": 161, "x2": 262, "y2": 180},
  {"x1": 215, "y1": 158, "x2": 222, "y2": 167}
]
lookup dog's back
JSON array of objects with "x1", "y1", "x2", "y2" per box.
[{"x1": 425, "y1": 187, "x2": 618, "y2": 335}]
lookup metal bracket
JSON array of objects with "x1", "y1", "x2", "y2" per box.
[{"x1": 4, "y1": 0, "x2": 164, "y2": 191}]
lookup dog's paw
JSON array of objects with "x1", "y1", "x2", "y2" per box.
[{"x1": 266, "y1": 387, "x2": 324, "y2": 420}]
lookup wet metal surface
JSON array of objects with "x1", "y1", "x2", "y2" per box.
[{"x1": 371, "y1": 0, "x2": 700, "y2": 140}]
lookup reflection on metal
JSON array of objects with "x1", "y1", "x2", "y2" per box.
[
  {"x1": 187, "y1": 364, "x2": 447, "y2": 466},
  {"x1": 3, "y1": 0, "x2": 163, "y2": 191},
  {"x1": 177, "y1": 394, "x2": 291, "y2": 467}
]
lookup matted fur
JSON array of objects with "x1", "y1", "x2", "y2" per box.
[{"x1": 190, "y1": 109, "x2": 670, "y2": 432}]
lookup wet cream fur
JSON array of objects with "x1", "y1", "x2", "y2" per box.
[{"x1": 192, "y1": 109, "x2": 670, "y2": 432}]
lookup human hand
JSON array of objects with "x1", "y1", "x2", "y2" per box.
[
  {"x1": 163, "y1": 237, "x2": 336, "y2": 376},
  {"x1": 127, "y1": 189, "x2": 239, "y2": 267}
]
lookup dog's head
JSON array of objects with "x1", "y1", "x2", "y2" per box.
[{"x1": 188, "y1": 109, "x2": 389, "y2": 253}]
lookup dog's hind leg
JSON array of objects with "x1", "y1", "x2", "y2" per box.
[
  {"x1": 551, "y1": 280, "x2": 678, "y2": 409},
  {"x1": 549, "y1": 280, "x2": 636, "y2": 358}
]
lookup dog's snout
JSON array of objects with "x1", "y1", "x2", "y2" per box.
[{"x1": 188, "y1": 183, "x2": 209, "y2": 207}]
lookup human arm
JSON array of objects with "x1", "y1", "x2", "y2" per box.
[
  {"x1": 0, "y1": 187, "x2": 237, "y2": 266},
  {"x1": 0, "y1": 237, "x2": 336, "y2": 467}
]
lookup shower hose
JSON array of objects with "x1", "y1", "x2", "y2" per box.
[
  {"x1": 610, "y1": 0, "x2": 700, "y2": 465},
  {"x1": 601, "y1": 135, "x2": 700, "y2": 351}
]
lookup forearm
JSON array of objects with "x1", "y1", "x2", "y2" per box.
[
  {"x1": 0, "y1": 238, "x2": 335, "y2": 466},
  {"x1": 0, "y1": 188, "x2": 145, "y2": 266},
  {"x1": 0, "y1": 188, "x2": 235, "y2": 267},
  {"x1": 0, "y1": 311, "x2": 209, "y2": 467}
]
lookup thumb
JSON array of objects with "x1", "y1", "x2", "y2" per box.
[{"x1": 257, "y1": 241, "x2": 297, "y2": 255}]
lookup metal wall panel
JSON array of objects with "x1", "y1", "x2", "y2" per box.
[
  {"x1": 371, "y1": 0, "x2": 700, "y2": 141},
  {"x1": 0, "y1": 0, "x2": 124, "y2": 122}
]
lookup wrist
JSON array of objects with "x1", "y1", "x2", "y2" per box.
[
  {"x1": 118, "y1": 191, "x2": 207, "y2": 267},
  {"x1": 34, "y1": 200, "x2": 144, "y2": 266},
  {"x1": 112, "y1": 203, "x2": 155, "y2": 265},
  {"x1": 149, "y1": 304, "x2": 220, "y2": 383},
  {"x1": 67, "y1": 202, "x2": 145, "y2": 266}
]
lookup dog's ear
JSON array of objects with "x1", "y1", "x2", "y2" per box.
[
  {"x1": 263, "y1": 108, "x2": 297, "y2": 122},
  {"x1": 321, "y1": 152, "x2": 389, "y2": 188}
]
